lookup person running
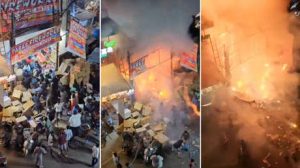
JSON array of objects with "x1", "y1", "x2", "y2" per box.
[{"x1": 91, "y1": 144, "x2": 99, "y2": 167}]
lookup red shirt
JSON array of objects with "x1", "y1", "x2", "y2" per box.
[{"x1": 58, "y1": 133, "x2": 67, "y2": 144}]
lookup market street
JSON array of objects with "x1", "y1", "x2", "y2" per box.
[{"x1": 0, "y1": 1, "x2": 100, "y2": 167}]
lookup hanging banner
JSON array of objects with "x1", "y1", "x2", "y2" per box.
[
  {"x1": 180, "y1": 44, "x2": 198, "y2": 72},
  {"x1": 130, "y1": 56, "x2": 147, "y2": 78},
  {"x1": 67, "y1": 19, "x2": 88, "y2": 59},
  {"x1": 11, "y1": 26, "x2": 61, "y2": 65},
  {"x1": 0, "y1": 0, "x2": 59, "y2": 39}
]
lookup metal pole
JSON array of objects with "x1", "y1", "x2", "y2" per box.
[{"x1": 10, "y1": 14, "x2": 15, "y2": 73}]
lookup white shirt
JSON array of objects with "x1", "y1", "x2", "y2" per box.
[
  {"x1": 48, "y1": 134, "x2": 53, "y2": 146},
  {"x1": 64, "y1": 129, "x2": 73, "y2": 141},
  {"x1": 92, "y1": 146, "x2": 99, "y2": 158},
  {"x1": 69, "y1": 113, "x2": 82, "y2": 127},
  {"x1": 54, "y1": 102, "x2": 63, "y2": 112}
]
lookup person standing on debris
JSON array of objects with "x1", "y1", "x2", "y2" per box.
[
  {"x1": 33, "y1": 143, "x2": 47, "y2": 168},
  {"x1": 68, "y1": 109, "x2": 82, "y2": 137},
  {"x1": 54, "y1": 101, "x2": 64, "y2": 120},
  {"x1": 112, "y1": 152, "x2": 120, "y2": 166},
  {"x1": 91, "y1": 143, "x2": 99, "y2": 167}
]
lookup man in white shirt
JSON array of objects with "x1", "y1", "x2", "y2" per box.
[
  {"x1": 68, "y1": 111, "x2": 82, "y2": 137},
  {"x1": 54, "y1": 102, "x2": 64, "y2": 119},
  {"x1": 91, "y1": 144, "x2": 99, "y2": 167}
]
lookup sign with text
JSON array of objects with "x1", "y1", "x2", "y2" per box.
[
  {"x1": 11, "y1": 26, "x2": 61, "y2": 64},
  {"x1": 0, "y1": 0, "x2": 59, "y2": 38},
  {"x1": 67, "y1": 19, "x2": 88, "y2": 58},
  {"x1": 180, "y1": 44, "x2": 198, "y2": 72},
  {"x1": 130, "y1": 56, "x2": 146, "y2": 78}
]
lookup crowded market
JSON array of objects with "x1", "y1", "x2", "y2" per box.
[{"x1": 0, "y1": 0, "x2": 100, "y2": 167}]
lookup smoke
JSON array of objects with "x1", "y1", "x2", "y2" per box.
[{"x1": 102, "y1": 0, "x2": 199, "y2": 53}]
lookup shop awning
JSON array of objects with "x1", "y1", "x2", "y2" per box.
[{"x1": 101, "y1": 63, "x2": 131, "y2": 97}]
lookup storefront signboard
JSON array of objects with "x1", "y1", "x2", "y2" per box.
[
  {"x1": 67, "y1": 19, "x2": 88, "y2": 59},
  {"x1": 11, "y1": 26, "x2": 61, "y2": 65},
  {"x1": 180, "y1": 44, "x2": 198, "y2": 72},
  {"x1": 0, "y1": 0, "x2": 59, "y2": 38},
  {"x1": 130, "y1": 56, "x2": 146, "y2": 78}
]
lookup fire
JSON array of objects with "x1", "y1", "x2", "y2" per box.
[
  {"x1": 159, "y1": 90, "x2": 168, "y2": 99},
  {"x1": 148, "y1": 74, "x2": 155, "y2": 82},
  {"x1": 237, "y1": 80, "x2": 244, "y2": 88},
  {"x1": 183, "y1": 85, "x2": 200, "y2": 116},
  {"x1": 290, "y1": 123, "x2": 298, "y2": 129},
  {"x1": 281, "y1": 64, "x2": 288, "y2": 72}
]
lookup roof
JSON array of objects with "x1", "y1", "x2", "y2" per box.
[{"x1": 101, "y1": 63, "x2": 131, "y2": 97}]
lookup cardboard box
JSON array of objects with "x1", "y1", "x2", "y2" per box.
[
  {"x1": 142, "y1": 105, "x2": 152, "y2": 116},
  {"x1": 154, "y1": 133, "x2": 169, "y2": 144},
  {"x1": 124, "y1": 119, "x2": 137, "y2": 128},
  {"x1": 153, "y1": 123, "x2": 165, "y2": 132},
  {"x1": 12, "y1": 89, "x2": 22, "y2": 99},
  {"x1": 14, "y1": 84, "x2": 26, "y2": 91},
  {"x1": 22, "y1": 100, "x2": 34, "y2": 113},
  {"x1": 132, "y1": 111, "x2": 140, "y2": 118},
  {"x1": 136, "y1": 127, "x2": 146, "y2": 133},
  {"x1": 16, "y1": 116, "x2": 27, "y2": 123},
  {"x1": 2, "y1": 117, "x2": 14, "y2": 122},
  {"x1": 134, "y1": 102, "x2": 143, "y2": 111},
  {"x1": 3, "y1": 107, "x2": 14, "y2": 117},
  {"x1": 12, "y1": 100, "x2": 21, "y2": 106},
  {"x1": 22, "y1": 91, "x2": 32, "y2": 102},
  {"x1": 147, "y1": 130, "x2": 156, "y2": 137},
  {"x1": 141, "y1": 116, "x2": 151, "y2": 125}
]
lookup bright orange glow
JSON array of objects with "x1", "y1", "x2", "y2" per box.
[{"x1": 148, "y1": 74, "x2": 155, "y2": 82}]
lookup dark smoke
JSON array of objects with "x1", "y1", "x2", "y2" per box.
[{"x1": 102, "y1": 0, "x2": 200, "y2": 52}]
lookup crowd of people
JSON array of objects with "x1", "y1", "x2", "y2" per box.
[{"x1": 1, "y1": 57, "x2": 100, "y2": 168}]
